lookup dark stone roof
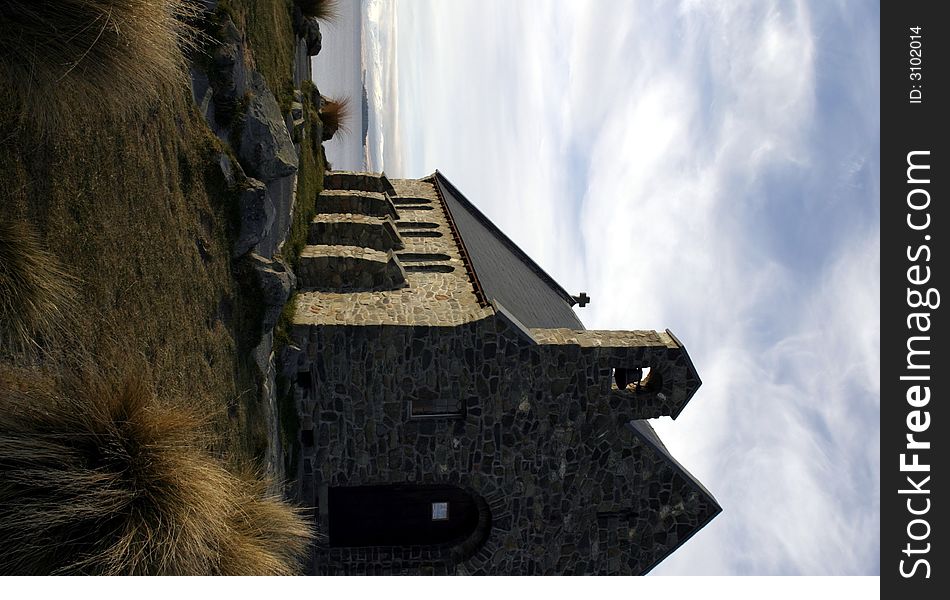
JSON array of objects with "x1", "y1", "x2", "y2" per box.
[
  {"x1": 432, "y1": 171, "x2": 585, "y2": 329},
  {"x1": 626, "y1": 420, "x2": 722, "y2": 573}
]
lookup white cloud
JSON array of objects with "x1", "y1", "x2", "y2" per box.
[
  {"x1": 366, "y1": 0, "x2": 879, "y2": 575},
  {"x1": 650, "y1": 232, "x2": 880, "y2": 575}
]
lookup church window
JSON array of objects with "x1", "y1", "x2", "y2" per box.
[
  {"x1": 612, "y1": 366, "x2": 660, "y2": 392},
  {"x1": 431, "y1": 502, "x2": 449, "y2": 521},
  {"x1": 399, "y1": 253, "x2": 451, "y2": 262},
  {"x1": 396, "y1": 221, "x2": 439, "y2": 229},
  {"x1": 410, "y1": 397, "x2": 464, "y2": 417},
  {"x1": 397, "y1": 221, "x2": 443, "y2": 237},
  {"x1": 392, "y1": 196, "x2": 432, "y2": 205}
]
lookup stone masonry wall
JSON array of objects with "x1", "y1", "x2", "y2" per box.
[{"x1": 297, "y1": 315, "x2": 716, "y2": 575}]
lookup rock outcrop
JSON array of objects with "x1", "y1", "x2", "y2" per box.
[
  {"x1": 302, "y1": 18, "x2": 322, "y2": 56},
  {"x1": 238, "y1": 73, "x2": 299, "y2": 183},
  {"x1": 246, "y1": 253, "x2": 296, "y2": 334},
  {"x1": 187, "y1": 3, "x2": 321, "y2": 489},
  {"x1": 234, "y1": 178, "x2": 274, "y2": 258}
]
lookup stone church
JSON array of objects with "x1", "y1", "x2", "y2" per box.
[{"x1": 286, "y1": 171, "x2": 720, "y2": 575}]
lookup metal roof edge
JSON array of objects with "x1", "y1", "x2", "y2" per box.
[{"x1": 433, "y1": 170, "x2": 579, "y2": 307}]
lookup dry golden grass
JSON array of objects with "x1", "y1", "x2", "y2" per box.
[
  {"x1": 0, "y1": 0, "x2": 199, "y2": 134},
  {"x1": 295, "y1": 0, "x2": 340, "y2": 22},
  {"x1": 3, "y1": 74, "x2": 273, "y2": 478},
  {"x1": 0, "y1": 363, "x2": 312, "y2": 575},
  {"x1": 319, "y1": 96, "x2": 351, "y2": 139},
  {"x1": 219, "y1": 476, "x2": 314, "y2": 575},
  {"x1": 0, "y1": 219, "x2": 78, "y2": 354},
  {"x1": 0, "y1": 1, "x2": 321, "y2": 574}
]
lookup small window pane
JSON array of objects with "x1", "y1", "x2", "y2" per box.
[
  {"x1": 410, "y1": 397, "x2": 464, "y2": 417},
  {"x1": 431, "y1": 502, "x2": 449, "y2": 521}
]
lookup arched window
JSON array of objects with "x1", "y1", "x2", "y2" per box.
[
  {"x1": 404, "y1": 264, "x2": 454, "y2": 273},
  {"x1": 612, "y1": 366, "x2": 662, "y2": 393},
  {"x1": 401, "y1": 230, "x2": 443, "y2": 238}
]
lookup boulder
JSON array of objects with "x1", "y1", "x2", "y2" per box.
[
  {"x1": 234, "y1": 178, "x2": 274, "y2": 258},
  {"x1": 246, "y1": 254, "x2": 296, "y2": 333},
  {"x1": 302, "y1": 17, "x2": 323, "y2": 56},
  {"x1": 238, "y1": 72, "x2": 299, "y2": 182}
]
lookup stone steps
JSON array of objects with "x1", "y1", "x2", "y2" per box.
[
  {"x1": 315, "y1": 190, "x2": 399, "y2": 220},
  {"x1": 323, "y1": 171, "x2": 397, "y2": 196},
  {"x1": 308, "y1": 214, "x2": 404, "y2": 252}
]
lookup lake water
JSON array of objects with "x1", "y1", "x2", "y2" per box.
[{"x1": 309, "y1": 0, "x2": 365, "y2": 171}]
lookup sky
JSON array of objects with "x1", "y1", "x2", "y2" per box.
[
  {"x1": 311, "y1": 0, "x2": 365, "y2": 170},
  {"x1": 345, "y1": 0, "x2": 879, "y2": 575}
]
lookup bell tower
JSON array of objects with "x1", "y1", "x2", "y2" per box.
[{"x1": 529, "y1": 327, "x2": 702, "y2": 419}]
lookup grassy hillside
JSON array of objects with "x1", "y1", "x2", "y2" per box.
[
  {"x1": 0, "y1": 0, "x2": 326, "y2": 574},
  {"x1": 221, "y1": 0, "x2": 297, "y2": 110}
]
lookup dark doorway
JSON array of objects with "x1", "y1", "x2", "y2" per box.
[{"x1": 328, "y1": 484, "x2": 481, "y2": 548}]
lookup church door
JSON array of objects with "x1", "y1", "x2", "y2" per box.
[{"x1": 328, "y1": 484, "x2": 481, "y2": 548}]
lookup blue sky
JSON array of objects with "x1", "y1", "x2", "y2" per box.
[{"x1": 355, "y1": 0, "x2": 880, "y2": 575}]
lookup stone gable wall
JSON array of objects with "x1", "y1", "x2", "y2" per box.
[{"x1": 300, "y1": 316, "x2": 717, "y2": 575}]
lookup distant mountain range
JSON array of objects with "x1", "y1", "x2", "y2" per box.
[{"x1": 361, "y1": 72, "x2": 369, "y2": 161}]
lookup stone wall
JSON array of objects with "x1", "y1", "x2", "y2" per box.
[
  {"x1": 293, "y1": 177, "x2": 492, "y2": 328},
  {"x1": 295, "y1": 314, "x2": 716, "y2": 575}
]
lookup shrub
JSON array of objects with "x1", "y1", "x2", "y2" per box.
[
  {"x1": 0, "y1": 364, "x2": 313, "y2": 575},
  {"x1": 0, "y1": 0, "x2": 200, "y2": 134},
  {"x1": 319, "y1": 96, "x2": 351, "y2": 140},
  {"x1": 295, "y1": 0, "x2": 340, "y2": 23},
  {"x1": 0, "y1": 219, "x2": 77, "y2": 354}
]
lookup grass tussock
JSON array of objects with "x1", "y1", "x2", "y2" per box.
[
  {"x1": 0, "y1": 0, "x2": 200, "y2": 133},
  {"x1": 0, "y1": 220, "x2": 78, "y2": 354},
  {"x1": 295, "y1": 0, "x2": 340, "y2": 22},
  {"x1": 0, "y1": 364, "x2": 312, "y2": 575},
  {"x1": 319, "y1": 96, "x2": 351, "y2": 140},
  {"x1": 220, "y1": 476, "x2": 312, "y2": 575}
]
